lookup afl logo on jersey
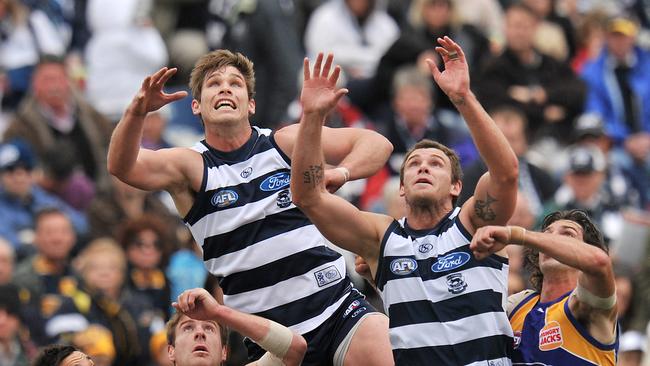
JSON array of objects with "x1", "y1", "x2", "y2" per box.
[
  {"x1": 240, "y1": 167, "x2": 253, "y2": 178},
  {"x1": 211, "y1": 190, "x2": 239, "y2": 208},
  {"x1": 390, "y1": 258, "x2": 418, "y2": 275},
  {"x1": 431, "y1": 252, "x2": 470, "y2": 273},
  {"x1": 260, "y1": 172, "x2": 291, "y2": 192}
]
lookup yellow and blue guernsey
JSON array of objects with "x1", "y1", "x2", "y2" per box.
[{"x1": 509, "y1": 290, "x2": 618, "y2": 366}]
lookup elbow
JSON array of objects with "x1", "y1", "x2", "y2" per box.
[
  {"x1": 106, "y1": 155, "x2": 127, "y2": 178},
  {"x1": 379, "y1": 135, "x2": 394, "y2": 158},
  {"x1": 587, "y1": 249, "x2": 612, "y2": 275},
  {"x1": 498, "y1": 158, "x2": 519, "y2": 186},
  {"x1": 106, "y1": 157, "x2": 120, "y2": 177},
  {"x1": 290, "y1": 186, "x2": 313, "y2": 209}
]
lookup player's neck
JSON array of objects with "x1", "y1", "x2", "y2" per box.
[
  {"x1": 540, "y1": 273, "x2": 577, "y2": 303},
  {"x1": 406, "y1": 202, "x2": 453, "y2": 230},
  {"x1": 204, "y1": 123, "x2": 253, "y2": 152}
]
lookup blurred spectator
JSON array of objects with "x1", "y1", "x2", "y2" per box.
[
  {"x1": 616, "y1": 269, "x2": 647, "y2": 366},
  {"x1": 0, "y1": 141, "x2": 87, "y2": 248},
  {"x1": 117, "y1": 215, "x2": 173, "y2": 320},
  {"x1": 581, "y1": 16, "x2": 650, "y2": 145},
  {"x1": 304, "y1": 0, "x2": 399, "y2": 108},
  {"x1": 0, "y1": 284, "x2": 37, "y2": 366},
  {"x1": 142, "y1": 107, "x2": 172, "y2": 150},
  {"x1": 545, "y1": 145, "x2": 629, "y2": 242},
  {"x1": 23, "y1": 0, "x2": 90, "y2": 54},
  {"x1": 84, "y1": 0, "x2": 168, "y2": 122},
  {"x1": 572, "y1": 113, "x2": 645, "y2": 208},
  {"x1": 86, "y1": 176, "x2": 178, "y2": 241},
  {"x1": 166, "y1": 232, "x2": 207, "y2": 314},
  {"x1": 71, "y1": 324, "x2": 116, "y2": 366},
  {"x1": 72, "y1": 238, "x2": 164, "y2": 366},
  {"x1": 452, "y1": 0, "x2": 505, "y2": 50},
  {"x1": 475, "y1": 2, "x2": 586, "y2": 144},
  {"x1": 209, "y1": 0, "x2": 303, "y2": 129},
  {"x1": 370, "y1": 0, "x2": 491, "y2": 116},
  {"x1": 0, "y1": 0, "x2": 66, "y2": 110},
  {"x1": 571, "y1": 10, "x2": 608, "y2": 72},
  {"x1": 580, "y1": 16, "x2": 650, "y2": 206},
  {"x1": 459, "y1": 105, "x2": 558, "y2": 216},
  {"x1": 37, "y1": 141, "x2": 96, "y2": 211},
  {"x1": 0, "y1": 238, "x2": 14, "y2": 285},
  {"x1": 3, "y1": 56, "x2": 113, "y2": 189},
  {"x1": 11, "y1": 208, "x2": 84, "y2": 345},
  {"x1": 523, "y1": 0, "x2": 576, "y2": 61},
  {"x1": 381, "y1": 65, "x2": 475, "y2": 175}
]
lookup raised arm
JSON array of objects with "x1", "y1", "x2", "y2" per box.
[
  {"x1": 427, "y1": 37, "x2": 518, "y2": 232},
  {"x1": 289, "y1": 53, "x2": 392, "y2": 274},
  {"x1": 107, "y1": 67, "x2": 192, "y2": 192},
  {"x1": 471, "y1": 225, "x2": 616, "y2": 339},
  {"x1": 174, "y1": 288, "x2": 307, "y2": 366}
]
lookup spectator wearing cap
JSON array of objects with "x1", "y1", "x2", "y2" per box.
[
  {"x1": 0, "y1": 140, "x2": 87, "y2": 248},
  {"x1": 0, "y1": 284, "x2": 37, "y2": 366},
  {"x1": 544, "y1": 145, "x2": 630, "y2": 242},
  {"x1": 581, "y1": 16, "x2": 650, "y2": 174},
  {"x1": 573, "y1": 113, "x2": 646, "y2": 208}
]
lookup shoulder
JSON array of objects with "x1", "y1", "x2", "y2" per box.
[{"x1": 507, "y1": 289, "x2": 537, "y2": 316}]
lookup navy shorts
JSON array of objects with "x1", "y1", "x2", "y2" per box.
[{"x1": 245, "y1": 288, "x2": 378, "y2": 365}]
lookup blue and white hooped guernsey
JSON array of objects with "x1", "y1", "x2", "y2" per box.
[
  {"x1": 184, "y1": 126, "x2": 351, "y2": 335},
  {"x1": 376, "y1": 207, "x2": 513, "y2": 365}
]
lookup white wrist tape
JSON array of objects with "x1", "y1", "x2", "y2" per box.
[
  {"x1": 256, "y1": 320, "x2": 293, "y2": 359},
  {"x1": 256, "y1": 352, "x2": 284, "y2": 366},
  {"x1": 335, "y1": 167, "x2": 350, "y2": 183},
  {"x1": 574, "y1": 284, "x2": 616, "y2": 310}
]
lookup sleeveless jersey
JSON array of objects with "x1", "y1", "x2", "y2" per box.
[
  {"x1": 184, "y1": 127, "x2": 351, "y2": 335},
  {"x1": 375, "y1": 207, "x2": 513, "y2": 365},
  {"x1": 509, "y1": 290, "x2": 618, "y2": 365}
]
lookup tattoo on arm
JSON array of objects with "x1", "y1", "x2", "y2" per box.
[
  {"x1": 302, "y1": 164, "x2": 324, "y2": 188},
  {"x1": 474, "y1": 193, "x2": 497, "y2": 221}
]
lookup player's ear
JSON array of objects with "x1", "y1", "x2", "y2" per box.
[
  {"x1": 168, "y1": 344, "x2": 176, "y2": 362},
  {"x1": 191, "y1": 99, "x2": 201, "y2": 115}
]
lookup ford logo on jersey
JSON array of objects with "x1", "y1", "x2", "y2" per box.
[
  {"x1": 390, "y1": 258, "x2": 418, "y2": 275},
  {"x1": 260, "y1": 172, "x2": 291, "y2": 192},
  {"x1": 211, "y1": 190, "x2": 239, "y2": 208},
  {"x1": 431, "y1": 252, "x2": 470, "y2": 273}
]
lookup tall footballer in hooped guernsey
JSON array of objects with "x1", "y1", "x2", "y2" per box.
[
  {"x1": 291, "y1": 36, "x2": 519, "y2": 365},
  {"x1": 107, "y1": 48, "x2": 395, "y2": 365}
]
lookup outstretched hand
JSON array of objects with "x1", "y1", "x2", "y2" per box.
[
  {"x1": 426, "y1": 36, "x2": 470, "y2": 104},
  {"x1": 131, "y1": 67, "x2": 188, "y2": 117},
  {"x1": 470, "y1": 226, "x2": 510, "y2": 260},
  {"x1": 172, "y1": 288, "x2": 220, "y2": 321},
  {"x1": 300, "y1": 53, "x2": 348, "y2": 118}
]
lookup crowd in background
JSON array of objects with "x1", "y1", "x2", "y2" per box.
[{"x1": 0, "y1": 0, "x2": 649, "y2": 365}]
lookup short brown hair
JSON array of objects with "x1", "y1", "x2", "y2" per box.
[
  {"x1": 525, "y1": 209, "x2": 606, "y2": 292},
  {"x1": 166, "y1": 312, "x2": 229, "y2": 348},
  {"x1": 189, "y1": 49, "x2": 256, "y2": 102},
  {"x1": 399, "y1": 139, "x2": 463, "y2": 204}
]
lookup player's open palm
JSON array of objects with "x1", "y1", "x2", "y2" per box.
[
  {"x1": 300, "y1": 53, "x2": 348, "y2": 117},
  {"x1": 426, "y1": 36, "x2": 470, "y2": 103},
  {"x1": 132, "y1": 67, "x2": 188, "y2": 116}
]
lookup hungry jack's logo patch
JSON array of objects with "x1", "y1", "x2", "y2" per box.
[{"x1": 538, "y1": 321, "x2": 563, "y2": 351}]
